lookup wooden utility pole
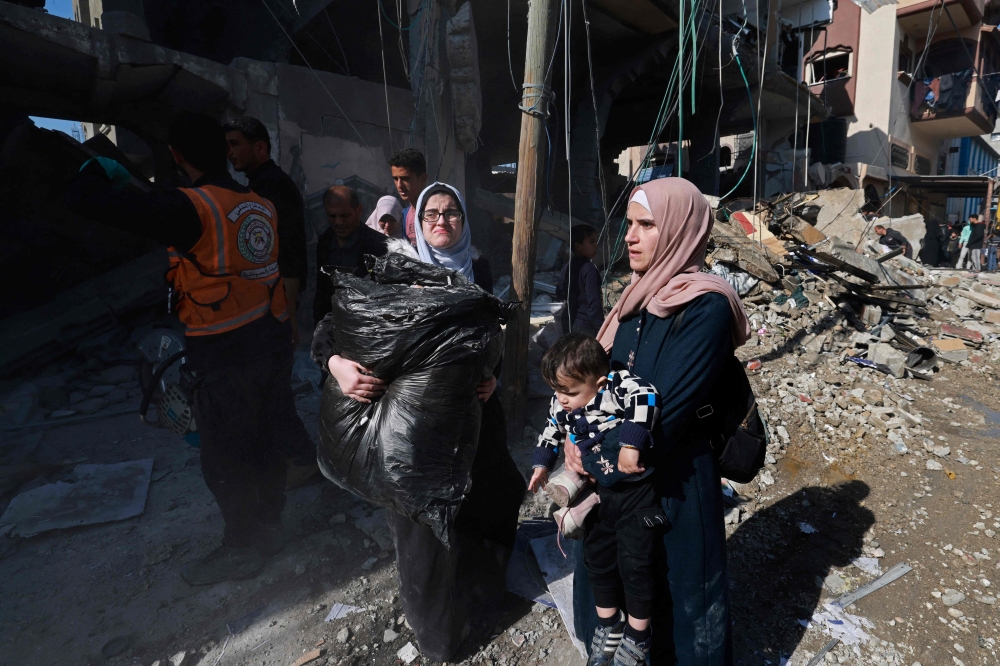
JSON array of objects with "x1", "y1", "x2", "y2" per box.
[{"x1": 501, "y1": 0, "x2": 560, "y2": 443}]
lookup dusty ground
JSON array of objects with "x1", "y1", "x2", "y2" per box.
[{"x1": 2, "y1": 270, "x2": 1000, "y2": 666}]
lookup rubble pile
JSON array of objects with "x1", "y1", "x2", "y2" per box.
[{"x1": 709, "y1": 193, "x2": 1000, "y2": 511}]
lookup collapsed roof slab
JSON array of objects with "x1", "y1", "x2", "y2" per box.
[{"x1": 0, "y1": 2, "x2": 242, "y2": 140}]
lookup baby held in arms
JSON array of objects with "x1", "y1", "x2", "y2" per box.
[{"x1": 528, "y1": 332, "x2": 662, "y2": 666}]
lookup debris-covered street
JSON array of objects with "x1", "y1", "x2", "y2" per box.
[
  {"x1": 4, "y1": 0, "x2": 1000, "y2": 663},
  {"x1": 3, "y1": 252, "x2": 1000, "y2": 666}
]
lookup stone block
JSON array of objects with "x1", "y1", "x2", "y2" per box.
[{"x1": 868, "y1": 343, "x2": 906, "y2": 378}]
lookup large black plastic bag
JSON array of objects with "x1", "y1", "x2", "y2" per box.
[{"x1": 317, "y1": 254, "x2": 516, "y2": 546}]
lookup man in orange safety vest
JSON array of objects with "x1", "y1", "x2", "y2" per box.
[{"x1": 67, "y1": 113, "x2": 314, "y2": 585}]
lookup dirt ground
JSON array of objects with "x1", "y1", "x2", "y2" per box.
[{"x1": 2, "y1": 274, "x2": 1000, "y2": 666}]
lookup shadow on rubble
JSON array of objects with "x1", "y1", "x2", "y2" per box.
[{"x1": 728, "y1": 480, "x2": 874, "y2": 665}]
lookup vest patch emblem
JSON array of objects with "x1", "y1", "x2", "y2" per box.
[
  {"x1": 238, "y1": 214, "x2": 274, "y2": 264},
  {"x1": 227, "y1": 200, "x2": 272, "y2": 221}
]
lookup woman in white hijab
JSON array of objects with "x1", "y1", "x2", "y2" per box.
[
  {"x1": 413, "y1": 182, "x2": 492, "y2": 291},
  {"x1": 364, "y1": 195, "x2": 404, "y2": 238},
  {"x1": 313, "y1": 181, "x2": 520, "y2": 662}
]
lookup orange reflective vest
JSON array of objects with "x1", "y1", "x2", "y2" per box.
[{"x1": 167, "y1": 185, "x2": 288, "y2": 336}]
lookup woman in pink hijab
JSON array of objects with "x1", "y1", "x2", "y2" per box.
[{"x1": 566, "y1": 177, "x2": 749, "y2": 665}]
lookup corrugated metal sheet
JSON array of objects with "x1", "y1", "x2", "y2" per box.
[{"x1": 945, "y1": 136, "x2": 999, "y2": 220}]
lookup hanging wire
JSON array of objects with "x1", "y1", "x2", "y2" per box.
[
  {"x1": 507, "y1": 0, "x2": 519, "y2": 92},
  {"x1": 791, "y1": 2, "x2": 803, "y2": 190},
  {"x1": 564, "y1": 0, "x2": 574, "y2": 332},
  {"x1": 396, "y1": 0, "x2": 412, "y2": 81},
  {"x1": 710, "y1": 0, "x2": 725, "y2": 163},
  {"x1": 678, "y1": 0, "x2": 686, "y2": 178},
  {"x1": 376, "y1": 0, "x2": 394, "y2": 151},
  {"x1": 379, "y1": 0, "x2": 423, "y2": 30},
  {"x1": 259, "y1": 0, "x2": 377, "y2": 160},
  {"x1": 322, "y1": 6, "x2": 351, "y2": 76},
  {"x1": 600, "y1": 0, "x2": 716, "y2": 276},
  {"x1": 581, "y1": 0, "x2": 610, "y2": 230}
]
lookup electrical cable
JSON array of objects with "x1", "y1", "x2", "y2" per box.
[
  {"x1": 601, "y1": 0, "x2": 716, "y2": 273},
  {"x1": 720, "y1": 47, "x2": 756, "y2": 199},
  {"x1": 792, "y1": 1, "x2": 802, "y2": 191},
  {"x1": 564, "y1": 0, "x2": 573, "y2": 331},
  {"x1": 752, "y1": 0, "x2": 774, "y2": 239},
  {"x1": 711, "y1": 0, "x2": 725, "y2": 163},
  {"x1": 679, "y1": 0, "x2": 686, "y2": 178},
  {"x1": 581, "y1": 0, "x2": 610, "y2": 236},
  {"x1": 259, "y1": 0, "x2": 376, "y2": 159},
  {"x1": 322, "y1": 6, "x2": 351, "y2": 76},
  {"x1": 803, "y1": 19, "x2": 814, "y2": 182},
  {"x1": 376, "y1": 0, "x2": 394, "y2": 151},
  {"x1": 507, "y1": 0, "x2": 519, "y2": 93},
  {"x1": 396, "y1": 0, "x2": 411, "y2": 81},
  {"x1": 545, "y1": 0, "x2": 567, "y2": 84},
  {"x1": 379, "y1": 0, "x2": 422, "y2": 30}
]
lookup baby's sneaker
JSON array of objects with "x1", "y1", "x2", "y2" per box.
[
  {"x1": 612, "y1": 633, "x2": 651, "y2": 666},
  {"x1": 585, "y1": 611, "x2": 625, "y2": 666},
  {"x1": 545, "y1": 468, "x2": 588, "y2": 507}
]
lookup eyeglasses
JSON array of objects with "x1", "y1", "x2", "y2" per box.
[{"x1": 421, "y1": 210, "x2": 463, "y2": 224}]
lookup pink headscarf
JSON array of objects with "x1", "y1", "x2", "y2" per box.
[{"x1": 596, "y1": 178, "x2": 751, "y2": 351}]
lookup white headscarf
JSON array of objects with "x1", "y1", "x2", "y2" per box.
[
  {"x1": 364, "y1": 195, "x2": 404, "y2": 237},
  {"x1": 414, "y1": 182, "x2": 475, "y2": 281}
]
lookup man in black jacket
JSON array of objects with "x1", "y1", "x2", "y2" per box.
[
  {"x1": 874, "y1": 224, "x2": 912, "y2": 259},
  {"x1": 967, "y1": 216, "x2": 986, "y2": 271},
  {"x1": 314, "y1": 185, "x2": 389, "y2": 322},
  {"x1": 225, "y1": 118, "x2": 308, "y2": 344}
]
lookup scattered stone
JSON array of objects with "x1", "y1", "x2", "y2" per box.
[
  {"x1": 336, "y1": 628, "x2": 351, "y2": 643},
  {"x1": 169, "y1": 651, "x2": 187, "y2": 666},
  {"x1": 383, "y1": 628, "x2": 399, "y2": 642},
  {"x1": 290, "y1": 649, "x2": 324, "y2": 666},
  {"x1": 294, "y1": 563, "x2": 307, "y2": 575},
  {"x1": 926, "y1": 459, "x2": 943, "y2": 471},
  {"x1": 941, "y1": 589, "x2": 965, "y2": 606},
  {"x1": 933, "y1": 446, "x2": 951, "y2": 458},
  {"x1": 824, "y1": 573, "x2": 849, "y2": 595},
  {"x1": 397, "y1": 642, "x2": 419, "y2": 664},
  {"x1": 868, "y1": 343, "x2": 906, "y2": 378}
]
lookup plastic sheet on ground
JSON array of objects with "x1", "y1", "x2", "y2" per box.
[
  {"x1": 529, "y1": 533, "x2": 588, "y2": 659},
  {"x1": 805, "y1": 603, "x2": 875, "y2": 645},
  {"x1": 0, "y1": 458, "x2": 153, "y2": 537},
  {"x1": 506, "y1": 519, "x2": 557, "y2": 608}
]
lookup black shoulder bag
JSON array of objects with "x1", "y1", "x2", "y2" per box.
[{"x1": 671, "y1": 309, "x2": 769, "y2": 483}]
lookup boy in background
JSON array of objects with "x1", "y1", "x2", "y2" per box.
[{"x1": 556, "y1": 225, "x2": 604, "y2": 337}]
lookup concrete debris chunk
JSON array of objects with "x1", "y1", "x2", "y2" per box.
[
  {"x1": 397, "y1": 642, "x2": 419, "y2": 663},
  {"x1": 941, "y1": 589, "x2": 966, "y2": 606},
  {"x1": 868, "y1": 343, "x2": 906, "y2": 379}
]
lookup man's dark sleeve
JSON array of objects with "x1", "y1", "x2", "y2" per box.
[
  {"x1": 65, "y1": 160, "x2": 202, "y2": 252},
  {"x1": 254, "y1": 178, "x2": 308, "y2": 282}
]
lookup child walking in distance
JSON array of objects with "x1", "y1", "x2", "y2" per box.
[{"x1": 528, "y1": 333, "x2": 661, "y2": 666}]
